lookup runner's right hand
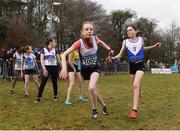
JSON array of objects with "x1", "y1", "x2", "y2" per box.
[{"x1": 60, "y1": 68, "x2": 67, "y2": 79}]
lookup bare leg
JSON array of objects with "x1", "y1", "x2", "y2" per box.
[
  {"x1": 76, "y1": 72, "x2": 83, "y2": 97},
  {"x1": 66, "y1": 72, "x2": 75, "y2": 100},
  {"x1": 96, "y1": 87, "x2": 106, "y2": 107},
  {"x1": 11, "y1": 71, "x2": 19, "y2": 91},
  {"x1": 132, "y1": 71, "x2": 144, "y2": 110},
  {"x1": 88, "y1": 72, "x2": 99, "y2": 109},
  {"x1": 24, "y1": 74, "x2": 30, "y2": 96},
  {"x1": 32, "y1": 74, "x2": 40, "y2": 90}
]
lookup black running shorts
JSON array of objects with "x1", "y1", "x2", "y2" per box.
[
  {"x1": 81, "y1": 65, "x2": 100, "y2": 80},
  {"x1": 129, "y1": 61, "x2": 145, "y2": 75}
]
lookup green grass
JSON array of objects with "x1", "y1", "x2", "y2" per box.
[{"x1": 1, "y1": 74, "x2": 180, "y2": 130}]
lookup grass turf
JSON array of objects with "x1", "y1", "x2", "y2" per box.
[{"x1": 0, "y1": 74, "x2": 180, "y2": 129}]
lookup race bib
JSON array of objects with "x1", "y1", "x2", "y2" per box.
[{"x1": 82, "y1": 54, "x2": 97, "y2": 66}]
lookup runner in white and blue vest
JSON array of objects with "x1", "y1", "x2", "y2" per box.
[{"x1": 113, "y1": 24, "x2": 161, "y2": 119}]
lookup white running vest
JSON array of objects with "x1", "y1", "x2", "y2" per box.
[
  {"x1": 79, "y1": 36, "x2": 98, "y2": 68},
  {"x1": 13, "y1": 51, "x2": 22, "y2": 70},
  {"x1": 23, "y1": 53, "x2": 36, "y2": 70},
  {"x1": 124, "y1": 37, "x2": 144, "y2": 63},
  {"x1": 42, "y1": 48, "x2": 57, "y2": 66}
]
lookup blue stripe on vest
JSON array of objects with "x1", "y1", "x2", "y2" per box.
[{"x1": 128, "y1": 49, "x2": 144, "y2": 63}]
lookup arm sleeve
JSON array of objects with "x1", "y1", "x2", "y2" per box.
[{"x1": 72, "y1": 40, "x2": 81, "y2": 50}]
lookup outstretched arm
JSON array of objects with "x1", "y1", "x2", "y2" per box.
[
  {"x1": 114, "y1": 46, "x2": 126, "y2": 59},
  {"x1": 99, "y1": 40, "x2": 114, "y2": 56},
  {"x1": 113, "y1": 41, "x2": 126, "y2": 59},
  {"x1": 143, "y1": 42, "x2": 161, "y2": 51}
]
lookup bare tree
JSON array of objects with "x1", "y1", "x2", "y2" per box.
[{"x1": 163, "y1": 21, "x2": 180, "y2": 62}]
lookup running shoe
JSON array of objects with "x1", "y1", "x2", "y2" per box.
[
  {"x1": 64, "y1": 99, "x2": 72, "y2": 105},
  {"x1": 79, "y1": 96, "x2": 88, "y2": 102},
  {"x1": 92, "y1": 109, "x2": 98, "y2": 119},
  {"x1": 129, "y1": 111, "x2": 138, "y2": 119},
  {"x1": 102, "y1": 106, "x2": 108, "y2": 116}
]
